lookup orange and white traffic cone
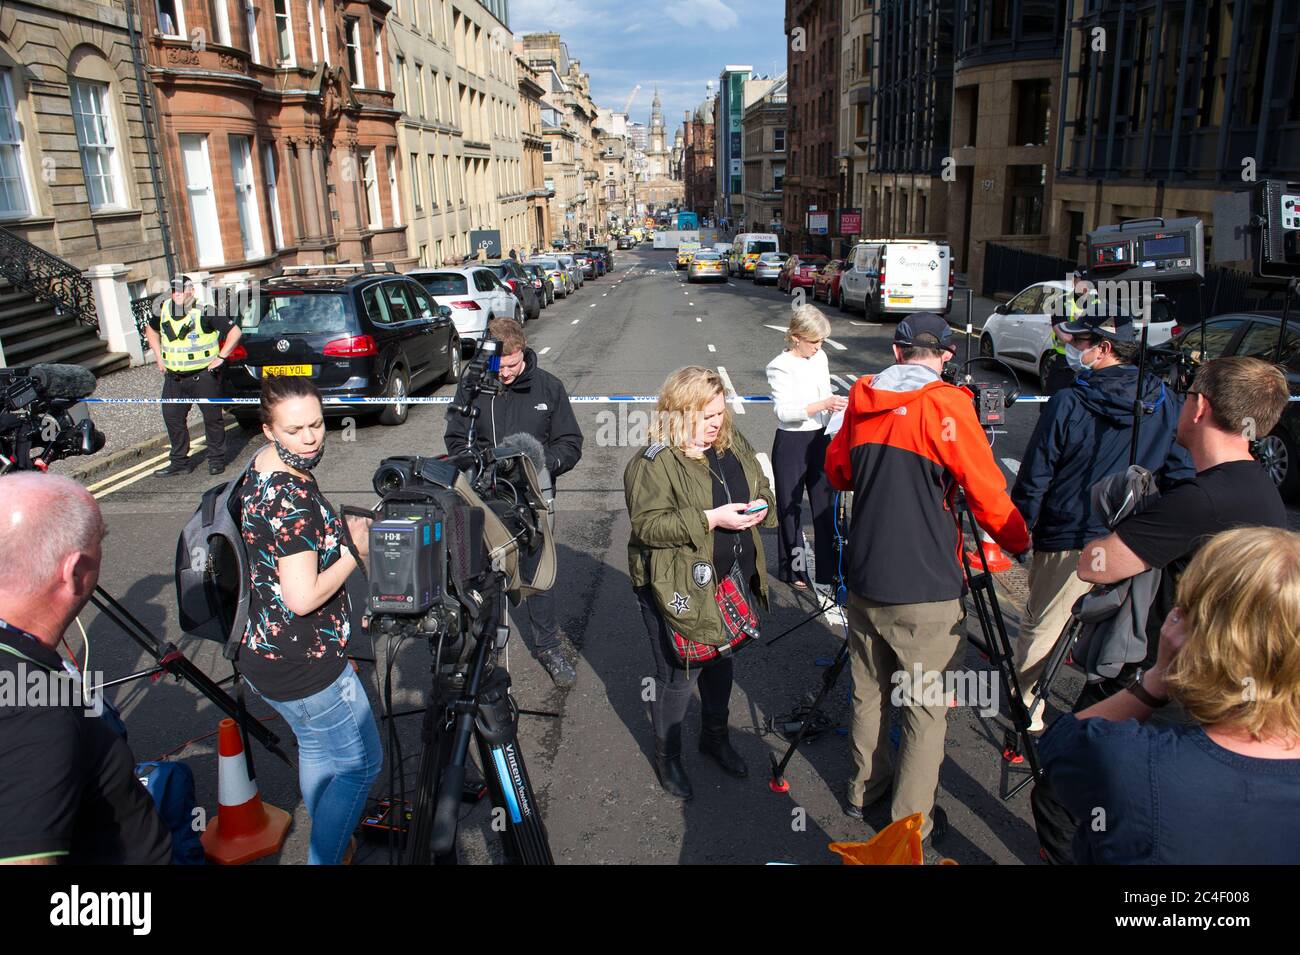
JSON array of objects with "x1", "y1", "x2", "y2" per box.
[
  {"x1": 201, "y1": 718, "x2": 291, "y2": 865},
  {"x1": 967, "y1": 527, "x2": 1013, "y2": 573}
]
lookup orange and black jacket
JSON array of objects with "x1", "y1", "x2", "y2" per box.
[{"x1": 825, "y1": 364, "x2": 1030, "y2": 605}]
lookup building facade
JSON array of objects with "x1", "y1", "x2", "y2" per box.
[
  {"x1": 840, "y1": 0, "x2": 873, "y2": 249},
  {"x1": 516, "y1": 49, "x2": 550, "y2": 250},
  {"x1": 741, "y1": 75, "x2": 787, "y2": 234},
  {"x1": 682, "y1": 95, "x2": 716, "y2": 220},
  {"x1": 783, "y1": 1, "x2": 841, "y2": 254},
  {"x1": 713, "y1": 65, "x2": 749, "y2": 227}
]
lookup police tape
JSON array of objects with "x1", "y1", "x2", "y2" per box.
[{"x1": 81, "y1": 394, "x2": 1062, "y2": 406}]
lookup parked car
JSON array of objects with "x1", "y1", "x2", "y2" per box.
[
  {"x1": 617, "y1": 235, "x2": 635, "y2": 250},
  {"x1": 556, "y1": 253, "x2": 584, "y2": 289},
  {"x1": 586, "y1": 246, "x2": 614, "y2": 271},
  {"x1": 521, "y1": 262, "x2": 554, "y2": 306},
  {"x1": 529, "y1": 257, "x2": 572, "y2": 297},
  {"x1": 686, "y1": 250, "x2": 726, "y2": 282},
  {"x1": 1168, "y1": 311, "x2": 1300, "y2": 499},
  {"x1": 979, "y1": 280, "x2": 1177, "y2": 385},
  {"x1": 574, "y1": 252, "x2": 598, "y2": 279},
  {"x1": 838, "y1": 239, "x2": 953, "y2": 318},
  {"x1": 812, "y1": 259, "x2": 847, "y2": 303},
  {"x1": 481, "y1": 259, "x2": 541, "y2": 321},
  {"x1": 675, "y1": 242, "x2": 702, "y2": 269},
  {"x1": 753, "y1": 252, "x2": 789, "y2": 285},
  {"x1": 407, "y1": 266, "x2": 523, "y2": 351},
  {"x1": 777, "y1": 254, "x2": 828, "y2": 294},
  {"x1": 225, "y1": 264, "x2": 459, "y2": 428},
  {"x1": 729, "y1": 232, "x2": 780, "y2": 277}
]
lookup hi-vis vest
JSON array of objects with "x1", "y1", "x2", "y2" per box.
[{"x1": 160, "y1": 299, "x2": 220, "y2": 373}]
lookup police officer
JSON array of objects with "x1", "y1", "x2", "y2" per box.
[
  {"x1": 1041, "y1": 275, "x2": 1099, "y2": 402},
  {"x1": 142, "y1": 278, "x2": 242, "y2": 477}
]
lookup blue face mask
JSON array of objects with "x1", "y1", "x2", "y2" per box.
[{"x1": 1065, "y1": 343, "x2": 1095, "y2": 373}]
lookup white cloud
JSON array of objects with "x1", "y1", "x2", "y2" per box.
[{"x1": 664, "y1": 0, "x2": 740, "y2": 32}]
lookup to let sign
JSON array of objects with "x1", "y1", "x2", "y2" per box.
[{"x1": 840, "y1": 209, "x2": 862, "y2": 235}]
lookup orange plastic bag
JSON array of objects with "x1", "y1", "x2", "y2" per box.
[{"x1": 829, "y1": 812, "x2": 954, "y2": 865}]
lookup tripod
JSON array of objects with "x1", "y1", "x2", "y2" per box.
[{"x1": 403, "y1": 574, "x2": 553, "y2": 865}]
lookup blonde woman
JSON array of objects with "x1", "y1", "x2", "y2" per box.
[
  {"x1": 1039, "y1": 526, "x2": 1300, "y2": 863},
  {"x1": 623, "y1": 367, "x2": 777, "y2": 799},
  {"x1": 766, "y1": 304, "x2": 848, "y2": 594}
]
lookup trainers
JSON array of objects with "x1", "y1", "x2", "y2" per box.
[{"x1": 538, "y1": 648, "x2": 576, "y2": 687}]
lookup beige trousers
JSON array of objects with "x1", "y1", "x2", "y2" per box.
[{"x1": 1014, "y1": 549, "x2": 1092, "y2": 702}]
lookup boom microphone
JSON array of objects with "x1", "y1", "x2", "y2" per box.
[
  {"x1": 29, "y1": 364, "x2": 97, "y2": 401},
  {"x1": 498, "y1": 432, "x2": 548, "y2": 478}
]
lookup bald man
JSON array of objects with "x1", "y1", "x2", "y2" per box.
[{"x1": 0, "y1": 473, "x2": 170, "y2": 864}]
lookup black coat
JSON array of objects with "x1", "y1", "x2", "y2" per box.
[{"x1": 443, "y1": 348, "x2": 584, "y2": 480}]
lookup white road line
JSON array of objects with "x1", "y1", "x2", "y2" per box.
[
  {"x1": 830, "y1": 375, "x2": 851, "y2": 391},
  {"x1": 707, "y1": 344, "x2": 716, "y2": 352},
  {"x1": 1001, "y1": 457, "x2": 1022, "y2": 475},
  {"x1": 588, "y1": 303, "x2": 596, "y2": 308},
  {"x1": 539, "y1": 346, "x2": 551, "y2": 355},
  {"x1": 602, "y1": 293, "x2": 607, "y2": 297},
  {"x1": 727, "y1": 282, "x2": 736, "y2": 287},
  {"x1": 850, "y1": 321, "x2": 881, "y2": 326},
  {"x1": 846, "y1": 373, "x2": 859, "y2": 381},
  {"x1": 716, "y1": 366, "x2": 744, "y2": 415},
  {"x1": 571, "y1": 319, "x2": 580, "y2": 324},
  {"x1": 695, "y1": 317, "x2": 702, "y2": 322},
  {"x1": 688, "y1": 302, "x2": 694, "y2": 306},
  {"x1": 825, "y1": 337, "x2": 848, "y2": 351},
  {"x1": 88, "y1": 421, "x2": 239, "y2": 495},
  {"x1": 764, "y1": 324, "x2": 786, "y2": 333}
]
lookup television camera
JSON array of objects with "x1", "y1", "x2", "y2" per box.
[{"x1": 0, "y1": 363, "x2": 104, "y2": 473}]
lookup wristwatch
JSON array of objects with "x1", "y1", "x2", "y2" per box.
[{"x1": 1127, "y1": 673, "x2": 1169, "y2": 708}]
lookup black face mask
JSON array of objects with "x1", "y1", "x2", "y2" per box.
[{"x1": 274, "y1": 437, "x2": 325, "y2": 472}]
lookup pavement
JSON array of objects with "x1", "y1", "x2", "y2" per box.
[{"x1": 66, "y1": 236, "x2": 1106, "y2": 865}]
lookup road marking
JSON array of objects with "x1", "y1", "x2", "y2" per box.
[
  {"x1": 688, "y1": 302, "x2": 694, "y2": 306},
  {"x1": 571, "y1": 319, "x2": 581, "y2": 324},
  {"x1": 539, "y1": 346, "x2": 551, "y2": 355},
  {"x1": 825, "y1": 337, "x2": 847, "y2": 351},
  {"x1": 87, "y1": 421, "x2": 239, "y2": 495},
  {"x1": 717, "y1": 366, "x2": 744, "y2": 415},
  {"x1": 94, "y1": 437, "x2": 210, "y2": 499},
  {"x1": 695, "y1": 317, "x2": 702, "y2": 322},
  {"x1": 727, "y1": 282, "x2": 736, "y2": 287},
  {"x1": 707, "y1": 344, "x2": 716, "y2": 352},
  {"x1": 831, "y1": 375, "x2": 851, "y2": 391},
  {"x1": 588, "y1": 303, "x2": 596, "y2": 308},
  {"x1": 602, "y1": 293, "x2": 607, "y2": 297},
  {"x1": 846, "y1": 373, "x2": 859, "y2": 381},
  {"x1": 764, "y1": 324, "x2": 786, "y2": 333},
  {"x1": 850, "y1": 321, "x2": 881, "y2": 326},
  {"x1": 1001, "y1": 457, "x2": 1022, "y2": 475}
]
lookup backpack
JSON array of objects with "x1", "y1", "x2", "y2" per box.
[
  {"x1": 135, "y1": 760, "x2": 206, "y2": 865},
  {"x1": 175, "y1": 457, "x2": 258, "y2": 660}
]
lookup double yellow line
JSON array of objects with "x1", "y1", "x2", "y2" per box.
[{"x1": 88, "y1": 422, "x2": 238, "y2": 500}]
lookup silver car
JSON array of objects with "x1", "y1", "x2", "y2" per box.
[
  {"x1": 556, "y1": 253, "x2": 584, "y2": 289},
  {"x1": 687, "y1": 250, "x2": 727, "y2": 282},
  {"x1": 529, "y1": 257, "x2": 572, "y2": 297},
  {"x1": 753, "y1": 252, "x2": 789, "y2": 285}
]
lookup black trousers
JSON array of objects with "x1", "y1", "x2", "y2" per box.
[
  {"x1": 772, "y1": 427, "x2": 836, "y2": 585},
  {"x1": 635, "y1": 586, "x2": 734, "y2": 739},
  {"x1": 162, "y1": 370, "x2": 226, "y2": 466},
  {"x1": 518, "y1": 515, "x2": 560, "y2": 654}
]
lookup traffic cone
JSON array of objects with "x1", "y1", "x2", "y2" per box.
[
  {"x1": 201, "y1": 718, "x2": 291, "y2": 865},
  {"x1": 967, "y1": 527, "x2": 1013, "y2": 573}
]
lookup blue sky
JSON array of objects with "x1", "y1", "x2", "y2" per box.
[{"x1": 510, "y1": 0, "x2": 789, "y2": 132}]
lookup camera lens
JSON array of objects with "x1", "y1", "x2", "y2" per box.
[{"x1": 373, "y1": 465, "x2": 407, "y2": 496}]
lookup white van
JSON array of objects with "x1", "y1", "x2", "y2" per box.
[
  {"x1": 838, "y1": 239, "x2": 952, "y2": 318},
  {"x1": 729, "y1": 233, "x2": 780, "y2": 277}
]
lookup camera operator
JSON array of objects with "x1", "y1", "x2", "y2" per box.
[
  {"x1": 0, "y1": 473, "x2": 171, "y2": 864},
  {"x1": 1011, "y1": 312, "x2": 1193, "y2": 730},
  {"x1": 142, "y1": 277, "x2": 242, "y2": 477},
  {"x1": 443, "y1": 318, "x2": 584, "y2": 686},
  {"x1": 1040, "y1": 526, "x2": 1300, "y2": 864},
  {"x1": 237, "y1": 376, "x2": 380, "y2": 865},
  {"x1": 624, "y1": 367, "x2": 777, "y2": 799},
  {"x1": 825, "y1": 313, "x2": 1029, "y2": 844}
]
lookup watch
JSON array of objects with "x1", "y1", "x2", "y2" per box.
[{"x1": 1127, "y1": 674, "x2": 1169, "y2": 709}]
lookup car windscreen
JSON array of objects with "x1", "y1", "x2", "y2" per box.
[
  {"x1": 758, "y1": 253, "x2": 785, "y2": 262},
  {"x1": 532, "y1": 259, "x2": 560, "y2": 269},
  {"x1": 693, "y1": 252, "x2": 721, "y2": 260},
  {"x1": 240, "y1": 291, "x2": 350, "y2": 336},
  {"x1": 413, "y1": 273, "x2": 468, "y2": 295},
  {"x1": 747, "y1": 241, "x2": 778, "y2": 254},
  {"x1": 797, "y1": 256, "x2": 828, "y2": 266}
]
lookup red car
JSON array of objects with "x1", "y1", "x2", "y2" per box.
[
  {"x1": 812, "y1": 259, "x2": 846, "y2": 303},
  {"x1": 777, "y1": 254, "x2": 828, "y2": 294}
]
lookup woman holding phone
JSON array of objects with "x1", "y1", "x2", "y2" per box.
[
  {"x1": 766, "y1": 305, "x2": 847, "y2": 596},
  {"x1": 624, "y1": 366, "x2": 777, "y2": 799}
]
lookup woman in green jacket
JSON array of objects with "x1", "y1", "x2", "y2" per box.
[{"x1": 624, "y1": 366, "x2": 778, "y2": 799}]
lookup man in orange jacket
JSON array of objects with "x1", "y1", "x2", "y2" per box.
[{"x1": 826, "y1": 312, "x2": 1030, "y2": 847}]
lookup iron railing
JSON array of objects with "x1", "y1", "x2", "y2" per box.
[
  {"x1": 131, "y1": 295, "x2": 155, "y2": 352},
  {"x1": 0, "y1": 225, "x2": 99, "y2": 333}
]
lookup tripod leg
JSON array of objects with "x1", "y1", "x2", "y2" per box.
[
  {"x1": 768, "y1": 639, "x2": 852, "y2": 792},
  {"x1": 405, "y1": 698, "x2": 458, "y2": 865},
  {"x1": 1030, "y1": 616, "x2": 1082, "y2": 716}
]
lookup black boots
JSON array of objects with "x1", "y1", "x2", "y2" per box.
[
  {"x1": 699, "y1": 719, "x2": 748, "y2": 778},
  {"x1": 654, "y1": 725, "x2": 693, "y2": 800}
]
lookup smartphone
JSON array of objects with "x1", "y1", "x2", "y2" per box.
[{"x1": 743, "y1": 502, "x2": 769, "y2": 515}]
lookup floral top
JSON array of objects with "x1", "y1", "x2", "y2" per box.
[{"x1": 238, "y1": 469, "x2": 350, "y2": 702}]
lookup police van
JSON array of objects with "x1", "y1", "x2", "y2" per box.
[
  {"x1": 838, "y1": 239, "x2": 953, "y2": 319},
  {"x1": 729, "y1": 233, "x2": 780, "y2": 278}
]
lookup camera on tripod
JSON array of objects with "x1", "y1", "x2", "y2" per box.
[
  {"x1": 0, "y1": 363, "x2": 104, "y2": 473},
  {"x1": 944, "y1": 357, "x2": 1021, "y2": 429}
]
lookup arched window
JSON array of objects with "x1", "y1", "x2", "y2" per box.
[
  {"x1": 68, "y1": 47, "x2": 131, "y2": 213},
  {"x1": 0, "y1": 44, "x2": 37, "y2": 219}
]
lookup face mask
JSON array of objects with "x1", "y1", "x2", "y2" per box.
[
  {"x1": 274, "y1": 436, "x2": 325, "y2": 472},
  {"x1": 1065, "y1": 344, "x2": 1096, "y2": 373}
]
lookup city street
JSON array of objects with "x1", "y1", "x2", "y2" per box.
[{"x1": 80, "y1": 235, "x2": 1072, "y2": 866}]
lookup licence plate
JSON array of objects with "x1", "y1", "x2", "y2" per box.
[
  {"x1": 262, "y1": 364, "x2": 312, "y2": 377},
  {"x1": 889, "y1": 295, "x2": 913, "y2": 303}
]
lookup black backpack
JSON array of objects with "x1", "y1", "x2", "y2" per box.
[{"x1": 175, "y1": 458, "x2": 258, "y2": 660}]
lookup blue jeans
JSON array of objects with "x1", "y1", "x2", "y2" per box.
[{"x1": 247, "y1": 665, "x2": 382, "y2": 864}]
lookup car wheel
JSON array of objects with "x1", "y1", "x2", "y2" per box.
[
  {"x1": 1038, "y1": 352, "x2": 1054, "y2": 386},
  {"x1": 443, "y1": 336, "x2": 462, "y2": 384},
  {"x1": 837, "y1": 287, "x2": 847, "y2": 312},
  {"x1": 1255, "y1": 429, "x2": 1300, "y2": 501},
  {"x1": 513, "y1": 303, "x2": 523, "y2": 323},
  {"x1": 980, "y1": 335, "x2": 995, "y2": 358},
  {"x1": 378, "y1": 367, "x2": 410, "y2": 426}
]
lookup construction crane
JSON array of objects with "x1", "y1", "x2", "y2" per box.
[{"x1": 623, "y1": 84, "x2": 640, "y2": 116}]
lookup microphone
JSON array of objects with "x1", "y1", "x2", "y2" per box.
[
  {"x1": 29, "y1": 364, "x2": 97, "y2": 401},
  {"x1": 497, "y1": 432, "x2": 548, "y2": 478}
]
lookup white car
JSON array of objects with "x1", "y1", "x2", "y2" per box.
[
  {"x1": 979, "y1": 280, "x2": 1178, "y2": 384},
  {"x1": 406, "y1": 267, "x2": 523, "y2": 350},
  {"x1": 556, "y1": 253, "x2": 584, "y2": 289},
  {"x1": 839, "y1": 239, "x2": 952, "y2": 317},
  {"x1": 529, "y1": 257, "x2": 573, "y2": 297}
]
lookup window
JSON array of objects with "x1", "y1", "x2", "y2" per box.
[
  {"x1": 387, "y1": 146, "x2": 401, "y2": 225},
  {"x1": 372, "y1": 21, "x2": 385, "y2": 90},
  {"x1": 305, "y1": 0, "x2": 318, "y2": 62},
  {"x1": 273, "y1": 0, "x2": 295, "y2": 63},
  {"x1": 410, "y1": 152, "x2": 422, "y2": 210},
  {"x1": 360, "y1": 148, "x2": 380, "y2": 228},
  {"x1": 70, "y1": 81, "x2": 124, "y2": 211},
  {"x1": 230, "y1": 136, "x2": 264, "y2": 258},
  {"x1": 211, "y1": 0, "x2": 233, "y2": 45},
  {"x1": 543, "y1": 140, "x2": 553, "y2": 162},
  {"x1": 156, "y1": 0, "x2": 185, "y2": 37},
  {"x1": 428, "y1": 154, "x2": 437, "y2": 205},
  {"x1": 415, "y1": 64, "x2": 426, "y2": 118},
  {"x1": 361, "y1": 285, "x2": 390, "y2": 325},
  {"x1": 180, "y1": 134, "x2": 223, "y2": 266},
  {"x1": 381, "y1": 282, "x2": 414, "y2": 322},
  {"x1": 772, "y1": 161, "x2": 784, "y2": 192},
  {"x1": 0, "y1": 69, "x2": 32, "y2": 217},
  {"x1": 261, "y1": 142, "x2": 285, "y2": 248},
  {"x1": 773, "y1": 127, "x2": 785, "y2": 152},
  {"x1": 244, "y1": 0, "x2": 260, "y2": 63},
  {"x1": 1012, "y1": 79, "x2": 1050, "y2": 147},
  {"x1": 395, "y1": 56, "x2": 406, "y2": 110},
  {"x1": 345, "y1": 17, "x2": 364, "y2": 87},
  {"x1": 318, "y1": 0, "x2": 330, "y2": 65},
  {"x1": 1006, "y1": 164, "x2": 1045, "y2": 235}
]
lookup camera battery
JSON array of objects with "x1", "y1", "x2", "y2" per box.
[{"x1": 369, "y1": 516, "x2": 442, "y2": 614}]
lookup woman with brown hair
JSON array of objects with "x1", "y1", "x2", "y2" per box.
[
  {"x1": 623, "y1": 366, "x2": 777, "y2": 799},
  {"x1": 1040, "y1": 525, "x2": 1300, "y2": 863}
]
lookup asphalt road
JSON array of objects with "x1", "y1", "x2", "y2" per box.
[{"x1": 82, "y1": 234, "x2": 1074, "y2": 865}]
